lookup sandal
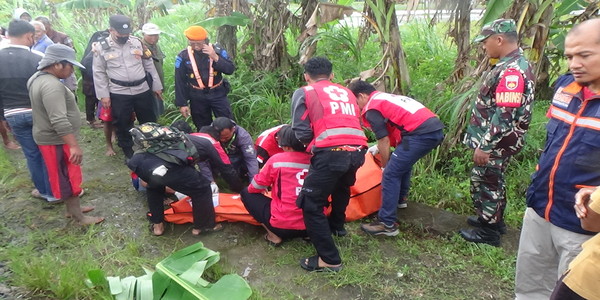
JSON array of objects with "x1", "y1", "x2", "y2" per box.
[
  {"x1": 192, "y1": 223, "x2": 224, "y2": 236},
  {"x1": 300, "y1": 256, "x2": 344, "y2": 272},
  {"x1": 149, "y1": 223, "x2": 164, "y2": 236},
  {"x1": 264, "y1": 234, "x2": 283, "y2": 247}
]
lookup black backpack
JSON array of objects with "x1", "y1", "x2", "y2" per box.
[
  {"x1": 79, "y1": 30, "x2": 109, "y2": 78},
  {"x1": 130, "y1": 122, "x2": 200, "y2": 166}
]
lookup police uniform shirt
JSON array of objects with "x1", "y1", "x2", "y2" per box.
[{"x1": 92, "y1": 36, "x2": 162, "y2": 99}]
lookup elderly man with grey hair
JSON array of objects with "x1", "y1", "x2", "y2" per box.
[{"x1": 30, "y1": 20, "x2": 53, "y2": 53}]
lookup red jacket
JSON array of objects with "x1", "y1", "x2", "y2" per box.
[
  {"x1": 302, "y1": 80, "x2": 367, "y2": 148},
  {"x1": 362, "y1": 91, "x2": 437, "y2": 147},
  {"x1": 255, "y1": 124, "x2": 285, "y2": 164},
  {"x1": 190, "y1": 133, "x2": 230, "y2": 164},
  {"x1": 248, "y1": 151, "x2": 311, "y2": 230}
]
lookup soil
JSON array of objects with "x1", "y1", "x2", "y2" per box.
[{"x1": 0, "y1": 123, "x2": 517, "y2": 300}]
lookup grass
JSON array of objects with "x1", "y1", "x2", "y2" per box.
[{"x1": 0, "y1": 4, "x2": 551, "y2": 299}]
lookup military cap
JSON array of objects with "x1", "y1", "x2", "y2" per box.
[
  {"x1": 473, "y1": 19, "x2": 517, "y2": 43},
  {"x1": 109, "y1": 15, "x2": 132, "y2": 35}
]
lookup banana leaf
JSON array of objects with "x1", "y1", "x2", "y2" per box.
[{"x1": 87, "y1": 242, "x2": 251, "y2": 300}]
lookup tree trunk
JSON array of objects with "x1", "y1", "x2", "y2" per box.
[
  {"x1": 386, "y1": 0, "x2": 410, "y2": 94},
  {"x1": 449, "y1": 0, "x2": 471, "y2": 82},
  {"x1": 215, "y1": 0, "x2": 237, "y2": 61},
  {"x1": 245, "y1": 0, "x2": 293, "y2": 72}
]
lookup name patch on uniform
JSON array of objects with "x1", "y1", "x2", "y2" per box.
[
  {"x1": 551, "y1": 87, "x2": 573, "y2": 108},
  {"x1": 496, "y1": 68, "x2": 524, "y2": 107}
]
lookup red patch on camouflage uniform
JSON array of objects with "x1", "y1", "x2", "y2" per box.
[{"x1": 495, "y1": 68, "x2": 524, "y2": 108}]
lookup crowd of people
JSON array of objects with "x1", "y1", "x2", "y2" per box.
[{"x1": 1, "y1": 8, "x2": 600, "y2": 297}]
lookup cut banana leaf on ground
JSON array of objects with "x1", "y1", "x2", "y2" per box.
[{"x1": 87, "y1": 242, "x2": 252, "y2": 300}]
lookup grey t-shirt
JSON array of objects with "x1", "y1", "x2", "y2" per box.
[{"x1": 28, "y1": 72, "x2": 81, "y2": 145}]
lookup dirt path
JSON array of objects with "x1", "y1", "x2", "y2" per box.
[{"x1": 0, "y1": 123, "x2": 516, "y2": 300}]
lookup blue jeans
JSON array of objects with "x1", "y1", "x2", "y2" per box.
[
  {"x1": 5, "y1": 112, "x2": 52, "y2": 197},
  {"x1": 378, "y1": 130, "x2": 444, "y2": 226}
]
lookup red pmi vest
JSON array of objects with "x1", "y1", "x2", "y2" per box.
[
  {"x1": 302, "y1": 80, "x2": 367, "y2": 148},
  {"x1": 190, "y1": 132, "x2": 230, "y2": 164},
  {"x1": 362, "y1": 91, "x2": 436, "y2": 147},
  {"x1": 248, "y1": 151, "x2": 312, "y2": 230},
  {"x1": 255, "y1": 124, "x2": 285, "y2": 164}
]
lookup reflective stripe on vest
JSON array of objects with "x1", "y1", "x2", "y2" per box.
[
  {"x1": 187, "y1": 45, "x2": 214, "y2": 88},
  {"x1": 550, "y1": 106, "x2": 600, "y2": 131},
  {"x1": 316, "y1": 128, "x2": 366, "y2": 142},
  {"x1": 272, "y1": 162, "x2": 310, "y2": 169},
  {"x1": 251, "y1": 179, "x2": 268, "y2": 190}
]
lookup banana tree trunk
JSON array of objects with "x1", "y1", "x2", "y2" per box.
[
  {"x1": 215, "y1": 0, "x2": 237, "y2": 61},
  {"x1": 386, "y1": 0, "x2": 410, "y2": 94}
]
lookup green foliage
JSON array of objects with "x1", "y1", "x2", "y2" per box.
[
  {"x1": 197, "y1": 12, "x2": 251, "y2": 28},
  {"x1": 399, "y1": 21, "x2": 456, "y2": 102},
  {"x1": 481, "y1": 0, "x2": 515, "y2": 25}
]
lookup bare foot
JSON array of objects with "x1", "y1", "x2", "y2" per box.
[
  {"x1": 65, "y1": 206, "x2": 95, "y2": 218},
  {"x1": 303, "y1": 257, "x2": 342, "y2": 269},
  {"x1": 105, "y1": 148, "x2": 116, "y2": 156},
  {"x1": 266, "y1": 232, "x2": 282, "y2": 244},
  {"x1": 151, "y1": 222, "x2": 165, "y2": 236},
  {"x1": 4, "y1": 141, "x2": 19, "y2": 150},
  {"x1": 78, "y1": 216, "x2": 105, "y2": 225},
  {"x1": 111, "y1": 132, "x2": 116, "y2": 143}
]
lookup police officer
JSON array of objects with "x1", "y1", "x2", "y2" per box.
[
  {"x1": 211, "y1": 117, "x2": 258, "y2": 180},
  {"x1": 175, "y1": 25, "x2": 235, "y2": 130},
  {"x1": 292, "y1": 57, "x2": 367, "y2": 272},
  {"x1": 461, "y1": 19, "x2": 534, "y2": 246},
  {"x1": 92, "y1": 15, "x2": 163, "y2": 158},
  {"x1": 141, "y1": 23, "x2": 166, "y2": 116}
]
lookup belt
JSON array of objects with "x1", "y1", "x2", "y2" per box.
[
  {"x1": 330, "y1": 145, "x2": 366, "y2": 152},
  {"x1": 191, "y1": 80, "x2": 223, "y2": 91},
  {"x1": 110, "y1": 77, "x2": 146, "y2": 87}
]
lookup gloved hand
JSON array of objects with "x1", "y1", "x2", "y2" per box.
[
  {"x1": 210, "y1": 182, "x2": 219, "y2": 194},
  {"x1": 368, "y1": 145, "x2": 379, "y2": 156}
]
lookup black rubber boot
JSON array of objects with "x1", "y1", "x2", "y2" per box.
[
  {"x1": 459, "y1": 224, "x2": 501, "y2": 247},
  {"x1": 466, "y1": 216, "x2": 507, "y2": 234}
]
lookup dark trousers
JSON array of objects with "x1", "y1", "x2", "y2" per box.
[
  {"x1": 240, "y1": 188, "x2": 308, "y2": 240},
  {"x1": 144, "y1": 164, "x2": 214, "y2": 230},
  {"x1": 379, "y1": 130, "x2": 443, "y2": 225},
  {"x1": 189, "y1": 92, "x2": 233, "y2": 130},
  {"x1": 110, "y1": 90, "x2": 157, "y2": 157},
  {"x1": 549, "y1": 274, "x2": 585, "y2": 300},
  {"x1": 82, "y1": 77, "x2": 98, "y2": 123},
  {"x1": 296, "y1": 149, "x2": 366, "y2": 265},
  {"x1": 84, "y1": 94, "x2": 98, "y2": 123}
]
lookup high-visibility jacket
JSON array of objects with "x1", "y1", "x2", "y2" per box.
[
  {"x1": 302, "y1": 80, "x2": 367, "y2": 148},
  {"x1": 255, "y1": 124, "x2": 285, "y2": 164},
  {"x1": 362, "y1": 91, "x2": 438, "y2": 147},
  {"x1": 248, "y1": 151, "x2": 311, "y2": 230},
  {"x1": 527, "y1": 74, "x2": 600, "y2": 234}
]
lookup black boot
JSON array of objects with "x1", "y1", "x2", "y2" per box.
[
  {"x1": 459, "y1": 224, "x2": 501, "y2": 247},
  {"x1": 466, "y1": 216, "x2": 507, "y2": 234}
]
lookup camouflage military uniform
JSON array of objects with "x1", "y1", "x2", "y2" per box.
[{"x1": 463, "y1": 34, "x2": 535, "y2": 224}]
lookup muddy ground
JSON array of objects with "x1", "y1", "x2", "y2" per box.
[{"x1": 0, "y1": 123, "x2": 517, "y2": 300}]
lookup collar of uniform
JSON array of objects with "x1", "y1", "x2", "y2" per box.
[
  {"x1": 495, "y1": 47, "x2": 523, "y2": 66},
  {"x1": 5, "y1": 44, "x2": 31, "y2": 51}
]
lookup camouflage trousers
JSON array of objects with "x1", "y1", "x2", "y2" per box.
[{"x1": 470, "y1": 155, "x2": 510, "y2": 224}]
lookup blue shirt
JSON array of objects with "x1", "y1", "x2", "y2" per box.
[{"x1": 32, "y1": 35, "x2": 53, "y2": 53}]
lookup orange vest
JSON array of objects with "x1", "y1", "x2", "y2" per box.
[{"x1": 302, "y1": 80, "x2": 367, "y2": 148}]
